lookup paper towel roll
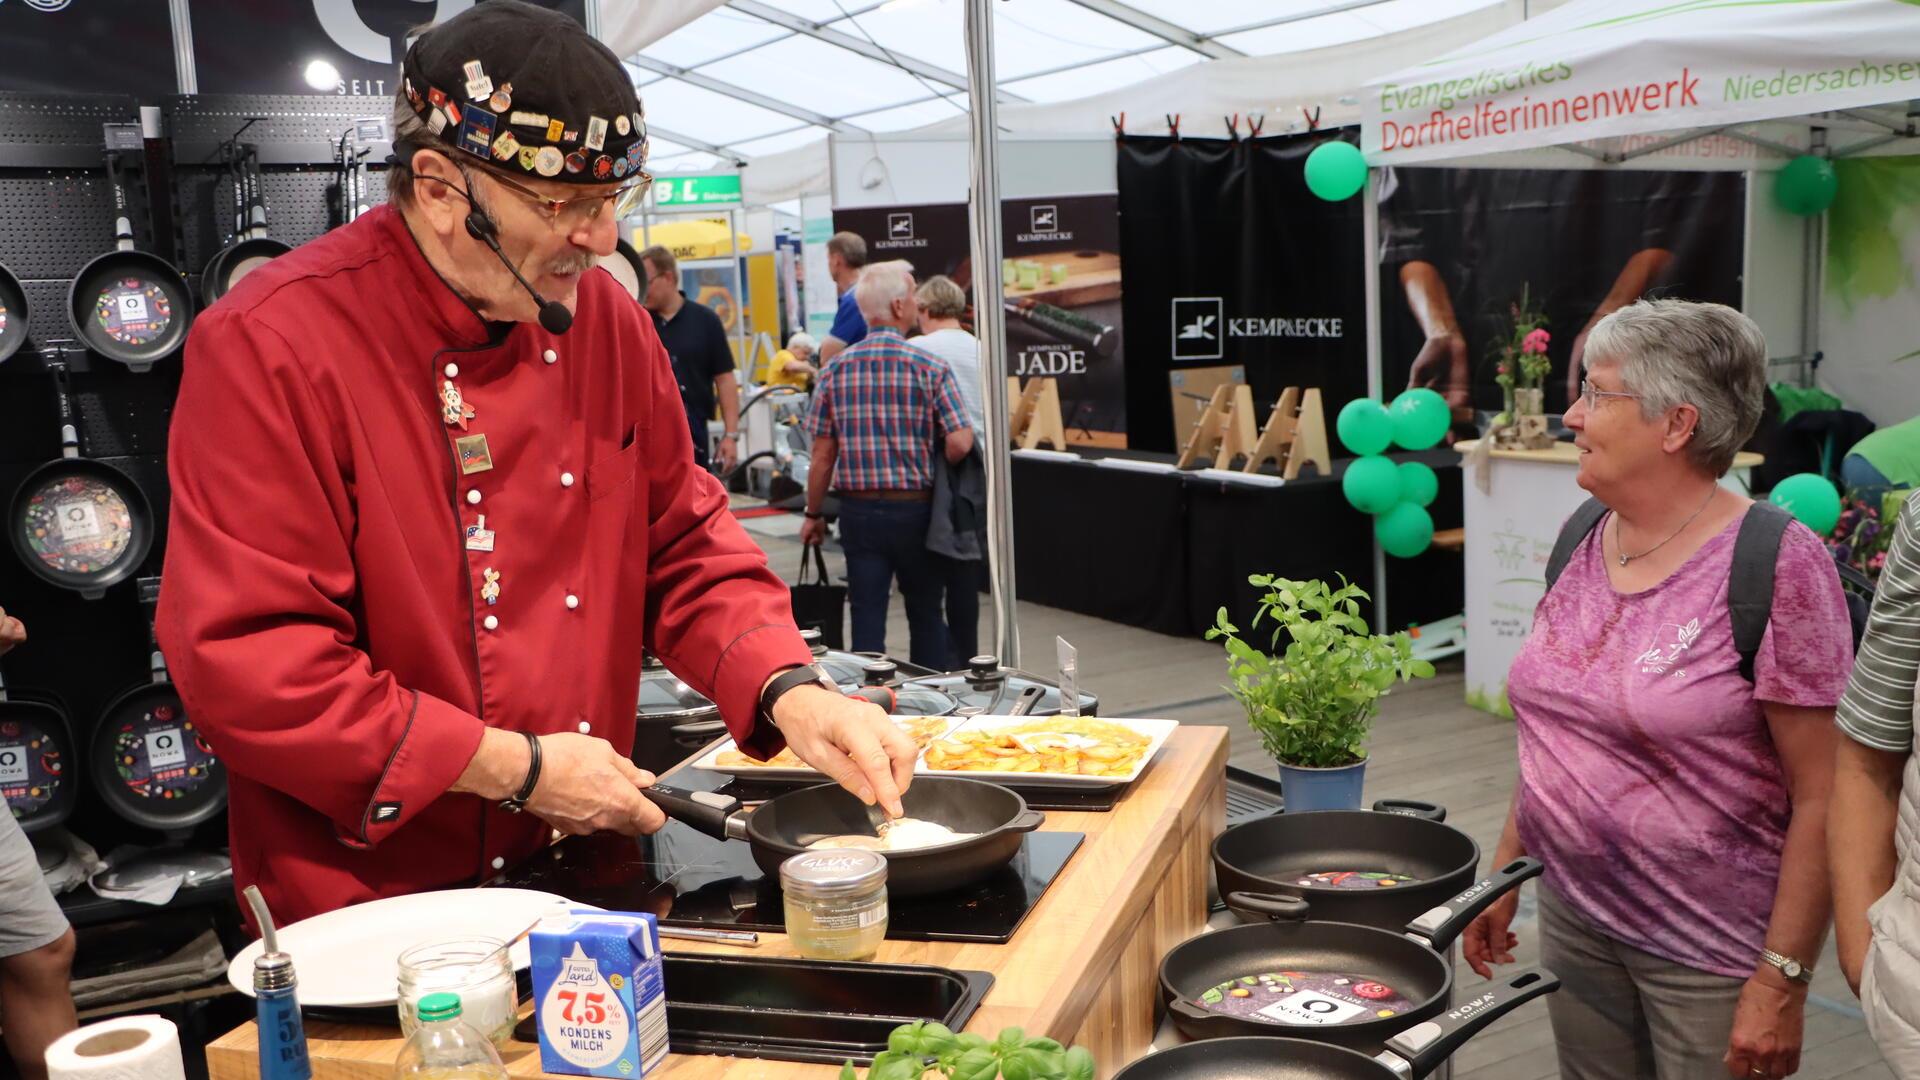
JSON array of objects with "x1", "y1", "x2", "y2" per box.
[{"x1": 45, "y1": 1015, "x2": 185, "y2": 1080}]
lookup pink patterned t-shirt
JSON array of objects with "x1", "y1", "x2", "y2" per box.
[{"x1": 1508, "y1": 511, "x2": 1853, "y2": 977}]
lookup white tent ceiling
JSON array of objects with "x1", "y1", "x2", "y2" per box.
[{"x1": 615, "y1": 0, "x2": 1526, "y2": 176}]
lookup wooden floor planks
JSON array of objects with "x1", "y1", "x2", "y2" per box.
[{"x1": 744, "y1": 511, "x2": 1894, "y2": 1079}]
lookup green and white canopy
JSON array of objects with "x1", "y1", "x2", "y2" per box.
[{"x1": 1363, "y1": 0, "x2": 1920, "y2": 166}]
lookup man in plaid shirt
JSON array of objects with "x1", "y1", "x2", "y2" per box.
[{"x1": 800, "y1": 261, "x2": 975, "y2": 668}]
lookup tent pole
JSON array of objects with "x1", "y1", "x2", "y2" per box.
[
  {"x1": 1364, "y1": 168, "x2": 1388, "y2": 635},
  {"x1": 964, "y1": 0, "x2": 1021, "y2": 668}
]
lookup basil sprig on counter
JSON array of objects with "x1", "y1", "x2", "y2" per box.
[{"x1": 840, "y1": 1022, "x2": 1095, "y2": 1080}]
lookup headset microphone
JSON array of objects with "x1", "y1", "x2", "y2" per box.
[{"x1": 462, "y1": 208, "x2": 574, "y2": 335}]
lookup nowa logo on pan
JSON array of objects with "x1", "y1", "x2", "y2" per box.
[
  {"x1": 876, "y1": 211, "x2": 927, "y2": 250},
  {"x1": 1171, "y1": 297, "x2": 1223, "y2": 360},
  {"x1": 1016, "y1": 203, "x2": 1072, "y2": 243}
]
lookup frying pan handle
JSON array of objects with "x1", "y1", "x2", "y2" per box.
[
  {"x1": 1166, "y1": 997, "x2": 1213, "y2": 1023},
  {"x1": 1382, "y1": 967, "x2": 1561, "y2": 1079},
  {"x1": 1223, "y1": 891, "x2": 1311, "y2": 923},
  {"x1": 1372, "y1": 799, "x2": 1447, "y2": 822},
  {"x1": 1403, "y1": 856, "x2": 1544, "y2": 953},
  {"x1": 1004, "y1": 809, "x2": 1045, "y2": 834},
  {"x1": 668, "y1": 719, "x2": 727, "y2": 747},
  {"x1": 104, "y1": 151, "x2": 136, "y2": 252},
  {"x1": 1009, "y1": 685, "x2": 1045, "y2": 717},
  {"x1": 641, "y1": 783, "x2": 748, "y2": 841}
]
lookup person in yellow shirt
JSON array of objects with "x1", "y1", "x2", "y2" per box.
[{"x1": 765, "y1": 332, "x2": 818, "y2": 389}]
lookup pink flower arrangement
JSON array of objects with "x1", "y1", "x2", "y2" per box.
[{"x1": 1522, "y1": 328, "x2": 1551, "y2": 355}]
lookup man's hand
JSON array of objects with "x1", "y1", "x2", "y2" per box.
[
  {"x1": 799, "y1": 515, "x2": 828, "y2": 546},
  {"x1": 773, "y1": 686, "x2": 915, "y2": 817},
  {"x1": 1461, "y1": 889, "x2": 1520, "y2": 979},
  {"x1": 1407, "y1": 331, "x2": 1470, "y2": 410},
  {"x1": 0, "y1": 607, "x2": 23, "y2": 657},
  {"x1": 526, "y1": 733, "x2": 668, "y2": 836},
  {"x1": 1565, "y1": 328, "x2": 1591, "y2": 410},
  {"x1": 1723, "y1": 969, "x2": 1806, "y2": 1079},
  {"x1": 716, "y1": 436, "x2": 740, "y2": 473}
]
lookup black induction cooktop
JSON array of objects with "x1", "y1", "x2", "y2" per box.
[{"x1": 496, "y1": 825, "x2": 1084, "y2": 945}]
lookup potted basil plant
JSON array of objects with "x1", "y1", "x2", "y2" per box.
[{"x1": 1206, "y1": 574, "x2": 1434, "y2": 811}]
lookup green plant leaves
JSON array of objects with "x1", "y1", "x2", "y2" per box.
[
  {"x1": 952, "y1": 1048, "x2": 1000, "y2": 1080},
  {"x1": 1205, "y1": 574, "x2": 1437, "y2": 768},
  {"x1": 1064, "y1": 1047, "x2": 1095, "y2": 1080},
  {"x1": 842, "y1": 1062, "x2": 860, "y2": 1080},
  {"x1": 860, "y1": 1024, "x2": 1090, "y2": 1080}
]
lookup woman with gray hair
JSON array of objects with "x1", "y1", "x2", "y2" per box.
[{"x1": 1460, "y1": 300, "x2": 1854, "y2": 1079}]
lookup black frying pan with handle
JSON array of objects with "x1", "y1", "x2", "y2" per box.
[
  {"x1": 1160, "y1": 857, "x2": 1543, "y2": 1050},
  {"x1": 642, "y1": 775, "x2": 1045, "y2": 897},
  {"x1": 67, "y1": 149, "x2": 194, "y2": 371},
  {"x1": 201, "y1": 145, "x2": 291, "y2": 306},
  {"x1": 0, "y1": 671, "x2": 76, "y2": 835},
  {"x1": 1117, "y1": 969, "x2": 1560, "y2": 1080},
  {"x1": 8, "y1": 356, "x2": 155, "y2": 599},
  {"x1": 599, "y1": 238, "x2": 646, "y2": 302},
  {"x1": 90, "y1": 576, "x2": 226, "y2": 832}
]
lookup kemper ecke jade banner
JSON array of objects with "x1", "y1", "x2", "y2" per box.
[{"x1": 1363, "y1": 0, "x2": 1920, "y2": 164}]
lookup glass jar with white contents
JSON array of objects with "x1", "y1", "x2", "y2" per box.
[
  {"x1": 396, "y1": 937, "x2": 518, "y2": 1046},
  {"x1": 780, "y1": 849, "x2": 889, "y2": 961}
]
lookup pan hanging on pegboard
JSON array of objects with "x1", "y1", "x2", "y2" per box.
[
  {"x1": 0, "y1": 671, "x2": 76, "y2": 836},
  {"x1": 0, "y1": 260, "x2": 28, "y2": 365},
  {"x1": 90, "y1": 577, "x2": 225, "y2": 832},
  {"x1": 201, "y1": 143, "x2": 291, "y2": 306},
  {"x1": 67, "y1": 148, "x2": 194, "y2": 372},
  {"x1": 7, "y1": 352, "x2": 156, "y2": 600}
]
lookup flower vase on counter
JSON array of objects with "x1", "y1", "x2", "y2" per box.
[{"x1": 1491, "y1": 287, "x2": 1554, "y2": 451}]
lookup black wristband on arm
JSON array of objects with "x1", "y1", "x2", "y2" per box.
[{"x1": 501, "y1": 732, "x2": 541, "y2": 813}]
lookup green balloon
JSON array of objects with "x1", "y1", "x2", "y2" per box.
[
  {"x1": 1389, "y1": 388, "x2": 1451, "y2": 450},
  {"x1": 1769, "y1": 472, "x2": 1843, "y2": 535},
  {"x1": 1342, "y1": 455, "x2": 1401, "y2": 514},
  {"x1": 1775, "y1": 155, "x2": 1838, "y2": 216},
  {"x1": 1397, "y1": 461, "x2": 1439, "y2": 508},
  {"x1": 1336, "y1": 398, "x2": 1394, "y2": 456},
  {"x1": 1304, "y1": 141, "x2": 1368, "y2": 202},
  {"x1": 1375, "y1": 502, "x2": 1434, "y2": 559}
]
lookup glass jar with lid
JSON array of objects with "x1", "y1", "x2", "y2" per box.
[
  {"x1": 780, "y1": 849, "x2": 889, "y2": 961},
  {"x1": 396, "y1": 937, "x2": 518, "y2": 1046}
]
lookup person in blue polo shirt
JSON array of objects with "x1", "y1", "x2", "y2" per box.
[{"x1": 818, "y1": 231, "x2": 868, "y2": 364}]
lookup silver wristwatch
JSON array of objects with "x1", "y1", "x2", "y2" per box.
[{"x1": 1761, "y1": 949, "x2": 1812, "y2": 984}]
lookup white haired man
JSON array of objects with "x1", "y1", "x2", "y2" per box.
[{"x1": 799, "y1": 261, "x2": 974, "y2": 668}]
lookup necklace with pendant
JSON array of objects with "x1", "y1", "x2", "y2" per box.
[{"x1": 1614, "y1": 486, "x2": 1718, "y2": 567}]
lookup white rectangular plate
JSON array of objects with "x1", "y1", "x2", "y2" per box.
[{"x1": 689, "y1": 715, "x2": 1178, "y2": 791}]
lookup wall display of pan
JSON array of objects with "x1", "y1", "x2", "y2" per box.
[
  {"x1": 0, "y1": 260, "x2": 28, "y2": 366},
  {"x1": 67, "y1": 151, "x2": 194, "y2": 372},
  {"x1": 8, "y1": 359, "x2": 155, "y2": 599},
  {"x1": 1212, "y1": 800, "x2": 1480, "y2": 932},
  {"x1": 0, "y1": 672, "x2": 76, "y2": 835},
  {"x1": 201, "y1": 144, "x2": 291, "y2": 307},
  {"x1": 1159, "y1": 858, "x2": 1544, "y2": 1051},
  {"x1": 600, "y1": 238, "x2": 645, "y2": 301},
  {"x1": 89, "y1": 577, "x2": 225, "y2": 832},
  {"x1": 642, "y1": 776, "x2": 1045, "y2": 898},
  {"x1": 1113, "y1": 970, "x2": 1561, "y2": 1080}
]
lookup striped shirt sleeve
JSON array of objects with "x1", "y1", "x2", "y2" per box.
[{"x1": 1837, "y1": 495, "x2": 1920, "y2": 752}]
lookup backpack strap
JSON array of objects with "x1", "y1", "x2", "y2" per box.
[
  {"x1": 1730, "y1": 501, "x2": 1793, "y2": 683},
  {"x1": 1545, "y1": 498, "x2": 1611, "y2": 590}
]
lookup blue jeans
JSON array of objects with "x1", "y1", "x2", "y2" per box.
[
  {"x1": 1842, "y1": 453, "x2": 1895, "y2": 503},
  {"x1": 836, "y1": 497, "x2": 949, "y2": 670}
]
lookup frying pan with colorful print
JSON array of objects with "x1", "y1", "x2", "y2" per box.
[
  {"x1": 0, "y1": 671, "x2": 76, "y2": 835},
  {"x1": 67, "y1": 150, "x2": 193, "y2": 371},
  {"x1": 90, "y1": 578, "x2": 225, "y2": 832},
  {"x1": 8, "y1": 359, "x2": 155, "y2": 599}
]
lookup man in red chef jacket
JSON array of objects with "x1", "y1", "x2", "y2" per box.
[{"x1": 156, "y1": 1, "x2": 915, "y2": 926}]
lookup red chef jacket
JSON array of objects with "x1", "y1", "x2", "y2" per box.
[{"x1": 156, "y1": 206, "x2": 809, "y2": 925}]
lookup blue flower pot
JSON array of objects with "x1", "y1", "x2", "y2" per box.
[{"x1": 1278, "y1": 758, "x2": 1367, "y2": 812}]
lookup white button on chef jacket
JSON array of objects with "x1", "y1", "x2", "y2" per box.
[
  {"x1": 466, "y1": 489, "x2": 482, "y2": 505},
  {"x1": 483, "y1": 615, "x2": 499, "y2": 631},
  {"x1": 543, "y1": 349, "x2": 558, "y2": 364},
  {"x1": 560, "y1": 471, "x2": 575, "y2": 488},
  {"x1": 565, "y1": 594, "x2": 579, "y2": 610}
]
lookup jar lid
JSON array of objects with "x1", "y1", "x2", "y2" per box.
[
  {"x1": 417, "y1": 992, "x2": 463, "y2": 1022},
  {"x1": 779, "y1": 848, "x2": 888, "y2": 897}
]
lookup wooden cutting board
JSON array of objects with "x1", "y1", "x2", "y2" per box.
[{"x1": 1005, "y1": 249, "x2": 1121, "y2": 308}]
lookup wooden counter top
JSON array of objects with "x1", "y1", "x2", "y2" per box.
[
  {"x1": 1455, "y1": 438, "x2": 1762, "y2": 469},
  {"x1": 206, "y1": 726, "x2": 1230, "y2": 1080}
]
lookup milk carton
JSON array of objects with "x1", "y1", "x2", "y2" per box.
[{"x1": 529, "y1": 909, "x2": 668, "y2": 1077}]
